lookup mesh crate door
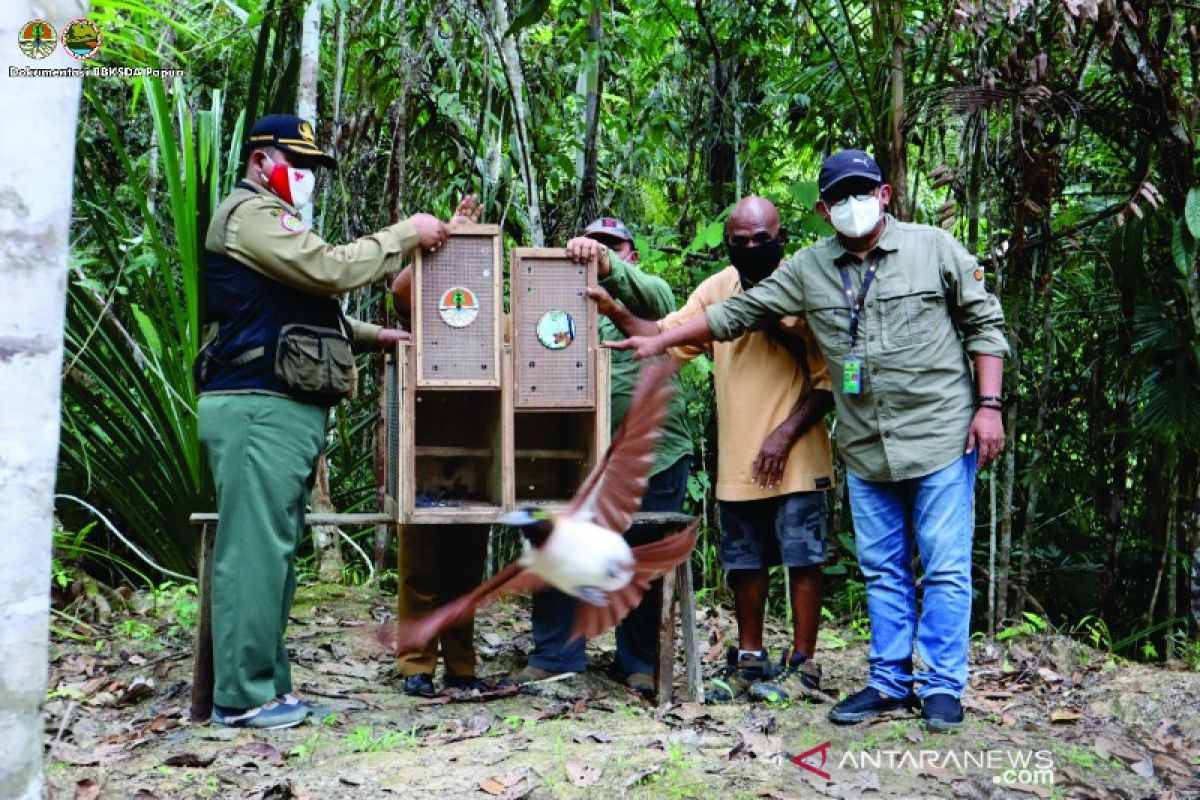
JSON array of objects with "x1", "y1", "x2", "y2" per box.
[
  {"x1": 512, "y1": 250, "x2": 596, "y2": 408},
  {"x1": 415, "y1": 226, "x2": 500, "y2": 386}
]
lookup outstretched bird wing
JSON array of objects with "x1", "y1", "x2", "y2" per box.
[
  {"x1": 566, "y1": 356, "x2": 678, "y2": 533},
  {"x1": 569, "y1": 522, "x2": 699, "y2": 642},
  {"x1": 380, "y1": 563, "x2": 547, "y2": 654}
]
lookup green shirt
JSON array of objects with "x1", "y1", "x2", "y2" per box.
[
  {"x1": 600, "y1": 255, "x2": 694, "y2": 477},
  {"x1": 705, "y1": 215, "x2": 1008, "y2": 482}
]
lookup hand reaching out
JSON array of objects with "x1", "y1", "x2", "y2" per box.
[{"x1": 450, "y1": 194, "x2": 482, "y2": 227}]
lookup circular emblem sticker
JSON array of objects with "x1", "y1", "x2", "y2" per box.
[
  {"x1": 279, "y1": 212, "x2": 306, "y2": 233},
  {"x1": 61, "y1": 18, "x2": 101, "y2": 60},
  {"x1": 537, "y1": 310, "x2": 576, "y2": 350},
  {"x1": 18, "y1": 20, "x2": 56, "y2": 59},
  {"x1": 439, "y1": 287, "x2": 479, "y2": 328}
]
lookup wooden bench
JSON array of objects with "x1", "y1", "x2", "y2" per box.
[{"x1": 188, "y1": 511, "x2": 702, "y2": 720}]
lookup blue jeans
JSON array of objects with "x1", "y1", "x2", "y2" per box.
[
  {"x1": 847, "y1": 452, "x2": 976, "y2": 700},
  {"x1": 529, "y1": 456, "x2": 691, "y2": 676}
]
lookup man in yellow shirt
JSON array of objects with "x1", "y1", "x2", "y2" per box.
[{"x1": 588, "y1": 197, "x2": 835, "y2": 702}]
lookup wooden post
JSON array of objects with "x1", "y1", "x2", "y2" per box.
[
  {"x1": 654, "y1": 565, "x2": 678, "y2": 705},
  {"x1": 190, "y1": 522, "x2": 216, "y2": 722},
  {"x1": 677, "y1": 559, "x2": 704, "y2": 703}
]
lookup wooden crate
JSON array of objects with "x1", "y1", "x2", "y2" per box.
[
  {"x1": 510, "y1": 348, "x2": 610, "y2": 511},
  {"x1": 413, "y1": 224, "x2": 502, "y2": 388},
  {"x1": 510, "y1": 248, "x2": 598, "y2": 409},
  {"x1": 385, "y1": 342, "x2": 513, "y2": 524}
]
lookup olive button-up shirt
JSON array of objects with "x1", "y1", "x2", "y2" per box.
[{"x1": 705, "y1": 215, "x2": 1008, "y2": 482}]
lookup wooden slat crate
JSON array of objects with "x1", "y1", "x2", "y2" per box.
[
  {"x1": 413, "y1": 224, "x2": 502, "y2": 388},
  {"x1": 510, "y1": 247, "x2": 598, "y2": 409}
]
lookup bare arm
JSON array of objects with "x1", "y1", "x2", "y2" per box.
[
  {"x1": 966, "y1": 353, "x2": 1005, "y2": 467},
  {"x1": 603, "y1": 313, "x2": 715, "y2": 360},
  {"x1": 751, "y1": 388, "x2": 834, "y2": 489},
  {"x1": 586, "y1": 287, "x2": 660, "y2": 337}
]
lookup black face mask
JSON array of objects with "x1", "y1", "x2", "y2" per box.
[{"x1": 727, "y1": 236, "x2": 784, "y2": 288}]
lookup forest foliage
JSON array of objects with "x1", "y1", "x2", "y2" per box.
[{"x1": 57, "y1": 0, "x2": 1200, "y2": 662}]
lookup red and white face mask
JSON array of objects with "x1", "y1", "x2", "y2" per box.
[{"x1": 259, "y1": 155, "x2": 316, "y2": 208}]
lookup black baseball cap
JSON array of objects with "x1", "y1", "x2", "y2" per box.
[
  {"x1": 244, "y1": 114, "x2": 337, "y2": 168},
  {"x1": 818, "y1": 150, "x2": 883, "y2": 198}
]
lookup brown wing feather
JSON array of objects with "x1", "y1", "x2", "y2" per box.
[
  {"x1": 569, "y1": 522, "x2": 699, "y2": 642},
  {"x1": 380, "y1": 563, "x2": 547, "y2": 653},
  {"x1": 566, "y1": 357, "x2": 678, "y2": 533}
]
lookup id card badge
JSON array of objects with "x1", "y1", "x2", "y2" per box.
[{"x1": 842, "y1": 355, "x2": 863, "y2": 395}]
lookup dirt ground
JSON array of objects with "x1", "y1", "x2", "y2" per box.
[{"x1": 43, "y1": 582, "x2": 1200, "y2": 799}]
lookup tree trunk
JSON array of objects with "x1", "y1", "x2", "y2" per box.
[
  {"x1": 491, "y1": 0, "x2": 544, "y2": 244},
  {"x1": 1016, "y1": 283, "x2": 1054, "y2": 611},
  {"x1": 296, "y1": 0, "x2": 321, "y2": 222},
  {"x1": 887, "y1": 0, "x2": 909, "y2": 219},
  {"x1": 575, "y1": 0, "x2": 603, "y2": 229},
  {"x1": 310, "y1": 453, "x2": 345, "y2": 582},
  {"x1": 0, "y1": 5, "x2": 83, "y2": 797}
]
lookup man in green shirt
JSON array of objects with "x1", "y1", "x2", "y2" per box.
[
  {"x1": 501, "y1": 217, "x2": 693, "y2": 697},
  {"x1": 606, "y1": 151, "x2": 1007, "y2": 731}
]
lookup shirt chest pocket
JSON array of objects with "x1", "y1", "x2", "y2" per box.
[
  {"x1": 807, "y1": 306, "x2": 851, "y2": 355},
  {"x1": 877, "y1": 290, "x2": 945, "y2": 351}
]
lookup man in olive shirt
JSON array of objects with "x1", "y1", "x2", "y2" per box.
[
  {"x1": 197, "y1": 114, "x2": 461, "y2": 728},
  {"x1": 607, "y1": 151, "x2": 1007, "y2": 731},
  {"x1": 502, "y1": 218, "x2": 693, "y2": 697}
]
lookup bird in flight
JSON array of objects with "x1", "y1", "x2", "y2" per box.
[{"x1": 382, "y1": 357, "x2": 698, "y2": 651}]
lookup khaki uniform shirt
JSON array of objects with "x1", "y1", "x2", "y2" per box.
[
  {"x1": 705, "y1": 216, "x2": 1008, "y2": 482},
  {"x1": 205, "y1": 181, "x2": 419, "y2": 347},
  {"x1": 662, "y1": 266, "x2": 834, "y2": 502}
]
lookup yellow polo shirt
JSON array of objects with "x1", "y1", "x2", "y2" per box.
[{"x1": 661, "y1": 266, "x2": 834, "y2": 501}]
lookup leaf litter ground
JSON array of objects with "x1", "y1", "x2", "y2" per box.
[{"x1": 43, "y1": 583, "x2": 1200, "y2": 799}]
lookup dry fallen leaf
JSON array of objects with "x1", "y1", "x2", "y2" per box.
[
  {"x1": 75, "y1": 778, "x2": 101, "y2": 800},
  {"x1": 235, "y1": 740, "x2": 285, "y2": 766},
  {"x1": 114, "y1": 676, "x2": 154, "y2": 707},
  {"x1": 479, "y1": 772, "x2": 522, "y2": 795},
  {"x1": 566, "y1": 761, "x2": 602, "y2": 787},
  {"x1": 1049, "y1": 708, "x2": 1081, "y2": 723}
]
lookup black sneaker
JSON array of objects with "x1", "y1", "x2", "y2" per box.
[
  {"x1": 920, "y1": 693, "x2": 964, "y2": 732},
  {"x1": 402, "y1": 672, "x2": 436, "y2": 698},
  {"x1": 444, "y1": 675, "x2": 490, "y2": 693},
  {"x1": 828, "y1": 686, "x2": 919, "y2": 724},
  {"x1": 708, "y1": 647, "x2": 785, "y2": 703}
]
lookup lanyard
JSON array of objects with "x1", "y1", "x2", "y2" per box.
[{"x1": 837, "y1": 258, "x2": 879, "y2": 352}]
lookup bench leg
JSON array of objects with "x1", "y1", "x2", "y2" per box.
[
  {"x1": 654, "y1": 567, "x2": 678, "y2": 705},
  {"x1": 190, "y1": 522, "x2": 215, "y2": 722},
  {"x1": 677, "y1": 559, "x2": 704, "y2": 704}
]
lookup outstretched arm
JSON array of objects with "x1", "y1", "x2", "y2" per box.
[
  {"x1": 586, "y1": 287, "x2": 660, "y2": 338},
  {"x1": 603, "y1": 313, "x2": 715, "y2": 360}
]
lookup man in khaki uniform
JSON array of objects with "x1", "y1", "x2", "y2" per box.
[
  {"x1": 589, "y1": 197, "x2": 835, "y2": 703},
  {"x1": 196, "y1": 114, "x2": 466, "y2": 728}
]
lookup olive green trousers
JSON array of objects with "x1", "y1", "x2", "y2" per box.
[{"x1": 198, "y1": 393, "x2": 328, "y2": 710}]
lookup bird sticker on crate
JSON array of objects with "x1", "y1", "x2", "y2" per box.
[{"x1": 413, "y1": 224, "x2": 502, "y2": 387}]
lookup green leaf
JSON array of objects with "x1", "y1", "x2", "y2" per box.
[
  {"x1": 1186, "y1": 187, "x2": 1200, "y2": 238},
  {"x1": 1173, "y1": 217, "x2": 1198, "y2": 278},
  {"x1": 504, "y1": 0, "x2": 551, "y2": 39},
  {"x1": 702, "y1": 219, "x2": 725, "y2": 249},
  {"x1": 789, "y1": 180, "x2": 819, "y2": 208},
  {"x1": 130, "y1": 303, "x2": 163, "y2": 359},
  {"x1": 800, "y1": 212, "x2": 835, "y2": 238}
]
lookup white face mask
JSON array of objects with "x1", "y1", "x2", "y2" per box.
[{"x1": 829, "y1": 194, "x2": 882, "y2": 238}]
